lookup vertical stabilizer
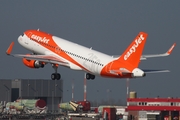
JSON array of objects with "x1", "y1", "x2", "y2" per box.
[{"x1": 118, "y1": 32, "x2": 148, "y2": 68}]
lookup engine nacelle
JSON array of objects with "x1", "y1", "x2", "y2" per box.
[{"x1": 22, "y1": 58, "x2": 44, "y2": 68}]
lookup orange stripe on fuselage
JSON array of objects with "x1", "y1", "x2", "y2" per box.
[{"x1": 24, "y1": 30, "x2": 91, "y2": 72}]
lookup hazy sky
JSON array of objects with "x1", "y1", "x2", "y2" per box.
[{"x1": 0, "y1": 1, "x2": 179, "y2": 103}]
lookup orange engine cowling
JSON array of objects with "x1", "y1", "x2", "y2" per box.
[{"x1": 22, "y1": 58, "x2": 44, "y2": 68}]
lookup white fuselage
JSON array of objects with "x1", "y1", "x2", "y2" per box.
[
  {"x1": 18, "y1": 34, "x2": 115, "y2": 76},
  {"x1": 7, "y1": 30, "x2": 172, "y2": 79}
]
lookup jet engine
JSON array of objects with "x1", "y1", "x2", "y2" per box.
[{"x1": 22, "y1": 58, "x2": 44, "y2": 68}]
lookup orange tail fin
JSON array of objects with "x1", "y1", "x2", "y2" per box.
[{"x1": 118, "y1": 32, "x2": 148, "y2": 68}]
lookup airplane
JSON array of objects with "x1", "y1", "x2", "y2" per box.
[{"x1": 6, "y1": 30, "x2": 176, "y2": 80}]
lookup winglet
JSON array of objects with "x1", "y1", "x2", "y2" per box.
[
  {"x1": 6, "y1": 42, "x2": 14, "y2": 55},
  {"x1": 167, "y1": 43, "x2": 176, "y2": 55}
]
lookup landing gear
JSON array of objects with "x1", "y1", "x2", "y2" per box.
[
  {"x1": 51, "y1": 73, "x2": 61, "y2": 80},
  {"x1": 51, "y1": 64, "x2": 61, "y2": 80},
  {"x1": 41, "y1": 64, "x2": 44, "y2": 68},
  {"x1": 86, "y1": 73, "x2": 95, "y2": 80}
]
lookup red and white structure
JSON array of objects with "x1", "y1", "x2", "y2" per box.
[
  {"x1": 127, "y1": 97, "x2": 180, "y2": 120},
  {"x1": 127, "y1": 97, "x2": 180, "y2": 111}
]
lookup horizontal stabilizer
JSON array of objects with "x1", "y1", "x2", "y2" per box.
[{"x1": 143, "y1": 69, "x2": 170, "y2": 73}]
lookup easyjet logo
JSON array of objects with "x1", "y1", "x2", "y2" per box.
[
  {"x1": 31, "y1": 34, "x2": 50, "y2": 44},
  {"x1": 124, "y1": 34, "x2": 145, "y2": 60}
]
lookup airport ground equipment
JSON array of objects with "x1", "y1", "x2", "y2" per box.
[
  {"x1": 4, "y1": 99, "x2": 47, "y2": 114},
  {"x1": 59, "y1": 101, "x2": 91, "y2": 112}
]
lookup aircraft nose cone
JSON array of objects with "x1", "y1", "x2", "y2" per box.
[{"x1": 18, "y1": 35, "x2": 23, "y2": 45}]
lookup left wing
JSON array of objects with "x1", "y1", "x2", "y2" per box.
[
  {"x1": 6, "y1": 42, "x2": 68, "y2": 65},
  {"x1": 11, "y1": 54, "x2": 68, "y2": 65}
]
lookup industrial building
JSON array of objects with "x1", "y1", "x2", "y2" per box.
[
  {"x1": 0, "y1": 79, "x2": 63, "y2": 112},
  {"x1": 2, "y1": 79, "x2": 180, "y2": 120},
  {"x1": 126, "y1": 92, "x2": 180, "y2": 120}
]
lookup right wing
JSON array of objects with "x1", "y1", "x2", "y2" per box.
[
  {"x1": 141, "y1": 43, "x2": 176, "y2": 60},
  {"x1": 112, "y1": 43, "x2": 176, "y2": 60}
]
